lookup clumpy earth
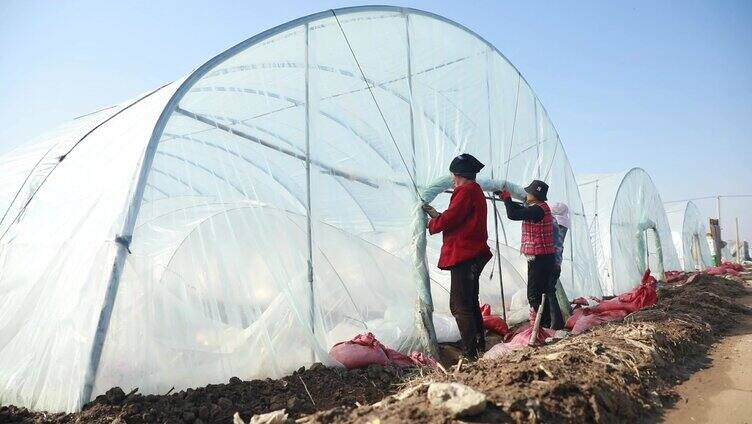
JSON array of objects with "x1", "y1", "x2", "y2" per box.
[
  {"x1": 2, "y1": 271, "x2": 750, "y2": 424},
  {"x1": 0, "y1": 363, "x2": 408, "y2": 423},
  {"x1": 310, "y1": 273, "x2": 752, "y2": 423}
]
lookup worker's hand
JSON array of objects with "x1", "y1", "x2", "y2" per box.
[
  {"x1": 422, "y1": 203, "x2": 440, "y2": 218},
  {"x1": 494, "y1": 190, "x2": 511, "y2": 201}
]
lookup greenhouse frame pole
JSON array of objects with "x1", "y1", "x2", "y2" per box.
[
  {"x1": 305, "y1": 23, "x2": 316, "y2": 342},
  {"x1": 405, "y1": 13, "x2": 416, "y2": 177},
  {"x1": 404, "y1": 12, "x2": 439, "y2": 357},
  {"x1": 485, "y1": 50, "x2": 506, "y2": 320}
]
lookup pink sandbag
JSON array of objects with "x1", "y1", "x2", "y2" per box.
[
  {"x1": 571, "y1": 309, "x2": 628, "y2": 335},
  {"x1": 480, "y1": 304, "x2": 509, "y2": 335},
  {"x1": 482, "y1": 341, "x2": 519, "y2": 359},
  {"x1": 665, "y1": 270, "x2": 688, "y2": 283},
  {"x1": 705, "y1": 266, "x2": 738, "y2": 276},
  {"x1": 571, "y1": 297, "x2": 589, "y2": 306},
  {"x1": 330, "y1": 332, "x2": 439, "y2": 369},
  {"x1": 483, "y1": 316, "x2": 555, "y2": 359},
  {"x1": 567, "y1": 270, "x2": 657, "y2": 333},
  {"x1": 410, "y1": 352, "x2": 438, "y2": 368},
  {"x1": 513, "y1": 324, "x2": 556, "y2": 347},
  {"x1": 383, "y1": 348, "x2": 415, "y2": 368},
  {"x1": 706, "y1": 266, "x2": 725, "y2": 275},
  {"x1": 329, "y1": 332, "x2": 389, "y2": 369},
  {"x1": 384, "y1": 348, "x2": 439, "y2": 369},
  {"x1": 721, "y1": 262, "x2": 743, "y2": 271},
  {"x1": 593, "y1": 270, "x2": 657, "y2": 314},
  {"x1": 565, "y1": 307, "x2": 586, "y2": 330}
]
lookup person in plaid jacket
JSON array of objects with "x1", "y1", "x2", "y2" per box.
[{"x1": 497, "y1": 180, "x2": 564, "y2": 328}]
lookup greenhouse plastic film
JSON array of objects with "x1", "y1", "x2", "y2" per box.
[
  {"x1": 578, "y1": 168, "x2": 681, "y2": 295},
  {"x1": 665, "y1": 201, "x2": 713, "y2": 271},
  {"x1": 0, "y1": 7, "x2": 602, "y2": 412}
]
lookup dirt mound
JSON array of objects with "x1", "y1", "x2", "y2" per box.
[
  {"x1": 0, "y1": 363, "x2": 408, "y2": 423},
  {"x1": 308, "y1": 274, "x2": 751, "y2": 423},
  {"x1": 2, "y1": 274, "x2": 749, "y2": 424}
]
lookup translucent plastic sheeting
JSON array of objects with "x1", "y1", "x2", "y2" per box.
[
  {"x1": 665, "y1": 201, "x2": 713, "y2": 271},
  {"x1": 0, "y1": 7, "x2": 601, "y2": 412},
  {"x1": 578, "y1": 168, "x2": 681, "y2": 295},
  {"x1": 0, "y1": 83, "x2": 183, "y2": 412},
  {"x1": 722, "y1": 242, "x2": 733, "y2": 261}
]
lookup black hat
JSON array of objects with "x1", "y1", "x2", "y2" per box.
[
  {"x1": 524, "y1": 180, "x2": 549, "y2": 201},
  {"x1": 449, "y1": 153, "x2": 484, "y2": 175}
]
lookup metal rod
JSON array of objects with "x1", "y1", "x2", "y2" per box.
[
  {"x1": 175, "y1": 107, "x2": 379, "y2": 189},
  {"x1": 534, "y1": 98, "x2": 540, "y2": 179},
  {"x1": 716, "y1": 195, "x2": 723, "y2": 265},
  {"x1": 332, "y1": 9, "x2": 423, "y2": 201},
  {"x1": 491, "y1": 197, "x2": 506, "y2": 320},
  {"x1": 569, "y1": 226, "x2": 574, "y2": 288},
  {"x1": 304, "y1": 23, "x2": 315, "y2": 347},
  {"x1": 736, "y1": 217, "x2": 741, "y2": 264},
  {"x1": 484, "y1": 50, "x2": 506, "y2": 320},
  {"x1": 405, "y1": 12, "x2": 416, "y2": 178},
  {"x1": 717, "y1": 195, "x2": 722, "y2": 231},
  {"x1": 645, "y1": 229, "x2": 650, "y2": 271}
]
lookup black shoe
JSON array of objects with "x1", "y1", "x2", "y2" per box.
[{"x1": 477, "y1": 337, "x2": 486, "y2": 354}]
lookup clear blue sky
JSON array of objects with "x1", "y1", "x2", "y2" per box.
[{"x1": 1, "y1": 0, "x2": 750, "y2": 241}]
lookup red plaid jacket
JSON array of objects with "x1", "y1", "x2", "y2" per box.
[{"x1": 520, "y1": 202, "x2": 555, "y2": 255}]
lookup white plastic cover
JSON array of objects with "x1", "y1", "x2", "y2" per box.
[
  {"x1": 665, "y1": 201, "x2": 713, "y2": 271},
  {"x1": 0, "y1": 7, "x2": 601, "y2": 412},
  {"x1": 578, "y1": 168, "x2": 681, "y2": 295}
]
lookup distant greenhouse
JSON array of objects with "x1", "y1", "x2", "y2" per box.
[
  {"x1": 578, "y1": 168, "x2": 681, "y2": 295},
  {"x1": 665, "y1": 201, "x2": 713, "y2": 271},
  {"x1": 0, "y1": 7, "x2": 601, "y2": 412}
]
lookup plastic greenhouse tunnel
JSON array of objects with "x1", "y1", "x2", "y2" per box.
[
  {"x1": 577, "y1": 168, "x2": 681, "y2": 296},
  {"x1": 665, "y1": 201, "x2": 714, "y2": 271},
  {"x1": 0, "y1": 7, "x2": 602, "y2": 412}
]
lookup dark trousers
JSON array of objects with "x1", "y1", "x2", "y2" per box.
[
  {"x1": 449, "y1": 256, "x2": 488, "y2": 358},
  {"x1": 527, "y1": 254, "x2": 565, "y2": 330}
]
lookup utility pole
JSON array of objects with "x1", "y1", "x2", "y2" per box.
[
  {"x1": 709, "y1": 218, "x2": 722, "y2": 266},
  {"x1": 717, "y1": 196, "x2": 721, "y2": 230},
  {"x1": 714, "y1": 195, "x2": 723, "y2": 266}
]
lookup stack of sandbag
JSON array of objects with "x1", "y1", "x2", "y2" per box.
[
  {"x1": 329, "y1": 332, "x2": 438, "y2": 369},
  {"x1": 705, "y1": 262, "x2": 744, "y2": 276},
  {"x1": 565, "y1": 269, "x2": 658, "y2": 335}
]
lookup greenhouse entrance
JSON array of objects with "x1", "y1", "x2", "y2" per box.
[
  {"x1": 690, "y1": 233, "x2": 705, "y2": 270},
  {"x1": 641, "y1": 226, "x2": 665, "y2": 278}
]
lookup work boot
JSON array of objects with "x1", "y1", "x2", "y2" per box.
[
  {"x1": 476, "y1": 334, "x2": 486, "y2": 354},
  {"x1": 547, "y1": 291, "x2": 566, "y2": 330}
]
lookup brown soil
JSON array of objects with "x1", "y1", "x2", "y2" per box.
[
  {"x1": 308, "y1": 273, "x2": 752, "y2": 424},
  {"x1": 0, "y1": 364, "x2": 409, "y2": 424},
  {"x1": 1, "y1": 272, "x2": 750, "y2": 424},
  {"x1": 662, "y1": 288, "x2": 752, "y2": 423}
]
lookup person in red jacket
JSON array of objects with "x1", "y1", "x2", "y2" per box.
[
  {"x1": 422, "y1": 154, "x2": 492, "y2": 360},
  {"x1": 496, "y1": 180, "x2": 564, "y2": 329}
]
